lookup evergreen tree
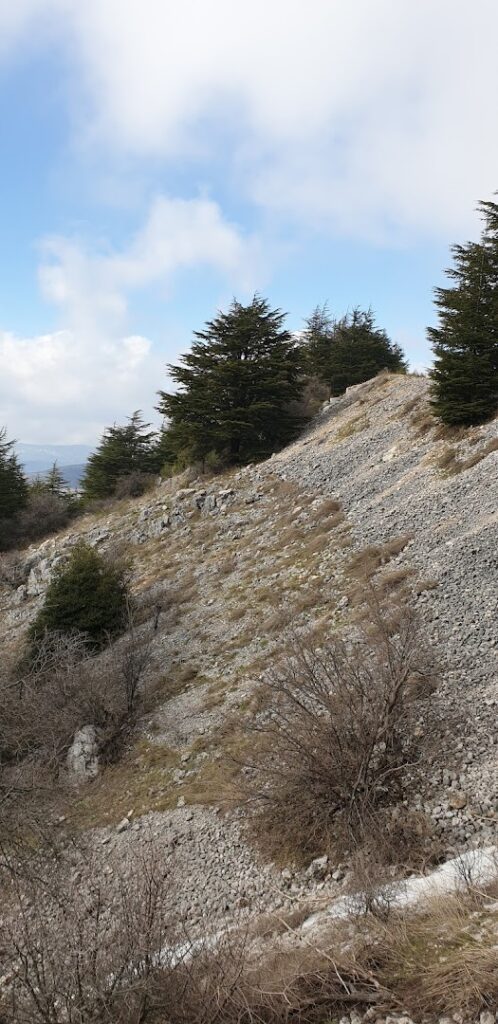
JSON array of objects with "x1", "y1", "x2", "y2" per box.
[
  {"x1": 45, "y1": 462, "x2": 69, "y2": 497},
  {"x1": 429, "y1": 199, "x2": 498, "y2": 426},
  {"x1": 28, "y1": 542, "x2": 129, "y2": 653},
  {"x1": 301, "y1": 303, "x2": 334, "y2": 388},
  {"x1": 0, "y1": 428, "x2": 27, "y2": 530},
  {"x1": 81, "y1": 412, "x2": 159, "y2": 500},
  {"x1": 29, "y1": 463, "x2": 69, "y2": 499},
  {"x1": 157, "y1": 295, "x2": 305, "y2": 467},
  {"x1": 320, "y1": 308, "x2": 406, "y2": 396}
]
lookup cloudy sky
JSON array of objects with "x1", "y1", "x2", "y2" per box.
[{"x1": 0, "y1": 1, "x2": 497, "y2": 444}]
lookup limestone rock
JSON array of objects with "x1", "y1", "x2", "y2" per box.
[{"x1": 66, "y1": 725, "x2": 99, "y2": 782}]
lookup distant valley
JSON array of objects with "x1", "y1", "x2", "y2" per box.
[{"x1": 14, "y1": 442, "x2": 92, "y2": 487}]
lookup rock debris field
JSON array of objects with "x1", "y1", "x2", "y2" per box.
[{"x1": 1, "y1": 372, "x2": 497, "y2": 950}]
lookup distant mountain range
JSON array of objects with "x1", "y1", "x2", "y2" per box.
[{"x1": 15, "y1": 443, "x2": 93, "y2": 489}]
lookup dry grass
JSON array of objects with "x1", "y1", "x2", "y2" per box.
[
  {"x1": 179, "y1": 718, "x2": 257, "y2": 808},
  {"x1": 436, "y1": 437, "x2": 498, "y2": 476},
  {"x1": 227, "y1": 604, "x2": 247, "y2": 622},
  {"x1": 277, "y1": 524, "x2": 306, "y2": 548},
  {"x1": 410, "y1": 403, "x2": 435, "y2": 435},
  {"x1": 399, "y1": 393, "x2": 422, "y2": 417},
  {"x1": 433, "y1": 422, "x2": 469, "y2": 442},
  {"x1": 68, "y1": 740, "x2": 180, "y2": 827},
  {"x1": 346, "y1": 534, "x2": 414, "y2": 581},
  {"x1": 414, "y1": 576, "x2": 440, "y2": 594},
  {"x1": 334, "y1": 413, "x2": 370, "y2": 441},
  {"x1": 312, "y1": 498, "x2": 342, "y2": 517},
  {"x1": 263, "y1": 607, "x2": 294, "y2": 633},
  {"x1": 216, "y1": 555, "x2": 237, "y2": 577},
  {"x1": 375, "y1": 565, "x2": 415, "y2": 593},
  {"x1": 372, "y1": 891, "x2": 498, "y2": 1018}
]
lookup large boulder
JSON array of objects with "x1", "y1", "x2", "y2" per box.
[{"x1": 66, "y1": 725, "x2": 99, "y2": 783}]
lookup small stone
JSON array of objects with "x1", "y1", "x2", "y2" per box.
[
  {"x1": 116, "y1": 817, "x2": 130, "y2": 834},
  {"x1": 306, "y1": 854, "x2": 328, "y2": 879},
  {"x1": 448, "y1": 792, "x2": 467, "y2": 810}
]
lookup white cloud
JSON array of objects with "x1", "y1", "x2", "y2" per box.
[
  {"x1": 39, "y1": 195, "x2": 257, "y2": 332},
  {"x1": 0, "y1": 327, "x2": 158, "y2": 443},
  {"x1": 1, "y1": 195, "x2": 256, "y2": 441},
  {"x1": 3, "y1": 0, "x2": 495, "y2": 240}
]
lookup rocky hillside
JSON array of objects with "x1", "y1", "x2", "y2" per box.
[{"x1": 1, "y1": 371, "x2": 497, "y2": 942}]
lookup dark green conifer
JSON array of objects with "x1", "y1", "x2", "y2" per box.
[
  {"x1": 81, "y1": 412, "x2": 158, "y2": 500},
  {"x1": 28, "y1": 542, "x2": 128, "y2": 653},
  {"x1": 157, "y1": 295, "x2": 305, "y2": 467},
  {"x1": 301, "y1": 304, "x2": 334, "y2": 388},
  {"x1": 429, "y1": 199, "x2": 498, "y2": 426},
  {"x1": 310, "y1": 308, "x2": 406, "y2": 396},
  {"x1": 0, "y1": 429, "x2": 28, "y2": 546}
]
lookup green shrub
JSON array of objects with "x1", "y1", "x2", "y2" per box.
[{"x1": 28, "y1": 543, "x2": 129, "y2": 654}]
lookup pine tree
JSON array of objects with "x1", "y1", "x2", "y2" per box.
[
  {"x1": 429, "y1": 199, "x2": 498, "y2": 426},
  {"x1": 157, "y1": 295, "x2": 305, "y2": 467},
  {"x1": 314, "y1": 308, "x2": 406, "y2": 396},
  {"x1": 0, "y1": 428, "x2": 27, "y2": 526},
  {"x1": 81, "y1": 412, "x2": 159, "y2": 500},
  {"x1": 28, "y1": 542, "x2": 129, "y2": 653}
]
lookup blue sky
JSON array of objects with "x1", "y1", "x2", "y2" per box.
[{"x1": 0, "y1": 1, "x2": 496, "y2": 444}]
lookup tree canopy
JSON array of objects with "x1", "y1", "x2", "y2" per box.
[
  {"x1": 81, "y1": 412, "x2": 159, "y2": 500},
  {"x1": 0, "y1": 429, "x2": 28, "y2": 549},
  {"x1": 28, "y1": 542, "x2": 129, "y2": 654},
  {"x1": 429, "y1": 199, "x2": 498, "y2": 426},
  {"x1": 157, "y1": 295, "x2": 305, "y2": 468},
  {"x1": 303, "y1": 307, "x2": 406, "y2": 396}
]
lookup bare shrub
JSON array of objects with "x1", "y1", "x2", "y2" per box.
[
  {"x1": 113, "y1": 471, "x2": 157, "y2": 499},
  {"x1": 0, "y1": 840, "x2": 172, "y2": 1024},
  {"x1": 0, "y1": 622, "x2": 152, "y2": 834},
  {"x1": 287, "y1": 375, "x2": 330, "y2": 419},
  {"x1": 17, "y1": 491, "x2": 74, "y2": 542},
  {"x1": 0, "y1": 551, "x2": 27, "y2": 589},
  {"x1": 243, "y1": 595, "x2": 439, "y2": 864}
]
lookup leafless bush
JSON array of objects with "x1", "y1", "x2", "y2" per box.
[
  {"x1": 0, "y1": 840, "x2": 172, "y2": 1024},
  {"x1": 0, "y1": 551, "x2": 27, "y2": 589},
  {"x1": 287, "y1": 375, "x2": 331, "y2": 420},
  {"x1": 243, "y1": 595, "x2": 439, "y2": 864},
  {"x1": 113, "y1": 472, "x2": 157, "y2": 499},
  {"x1": 0, "y1": 621, "x2": 152, "y2": 835},
  {"x1": 17, "y1": 491, "x2": 74, "y2": 542}
]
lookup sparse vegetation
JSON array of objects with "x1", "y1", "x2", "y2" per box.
[
  {"x1": 0, "y1": 625, "x2": 153, "y2": 835},
  {"x1": 0, "y1": 839, "x2": 172, "y2": 1024},
  {"x1": 436, "y1": 436, "x2": 498, "y2": 475},
  {"x1": 243, "y1": 594, "x2": 439, "y2": 865},
  {"x1": 346, "y1": 534, "x2": 413, "y2": 581},
  {"x1": 28, "y1": 542, "x2": 130, "y2": 656}
]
